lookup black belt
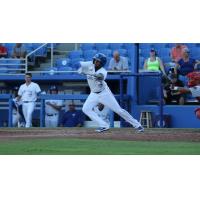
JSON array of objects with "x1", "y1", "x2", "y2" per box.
[
  {"x1": 46, "y1": 113, "x2": 58, "y2": 116},
  {"x1": 93, "y1": 88, "x2": 105, "y2": 94},
  {"x1": 23, "y1": 101, "x2": 33, "y2": 103}
]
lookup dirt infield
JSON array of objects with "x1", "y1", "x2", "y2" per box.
[{"x1": 0, "y1": 128, "x2": 200, "y2": 142}]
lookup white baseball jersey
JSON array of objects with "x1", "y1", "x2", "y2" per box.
[
  {"x1": 79, "y1": 61, "x2": 108, "y2": 93},
  {"x1": 93, "y1": 106, "x2": 110, "y2": 125},
  {"x1": 189, "y1": 85, "x2": 200, "y2": 97},
  {"x1": 18, "y1": 82, "x2": 41, "y2": 102},
  {"x1": 45, "y1": 100, "x2": 63, "y2": 114}
]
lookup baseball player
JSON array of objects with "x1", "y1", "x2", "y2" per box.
[
  {"x1": 12, "y1": 86, "x2": 25, "y2": 127},
  {"x1": 172, "y1": 71, "x2": 200, "y2": 119},
  {"x1": 16, "y1": 73, "x2": 41, "y2": 128},
  {"x1": 93, "y1": 103, "x2": 111, "y2": 128},
  {"x1": 45, "y1": 85, "x2": 63, "y2": 127},
  {"x1": 78, "y1": 53, "x2": 144, "y2": 133}
]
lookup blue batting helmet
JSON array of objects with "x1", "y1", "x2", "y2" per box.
[{"x1": 93, "y1": 53, "x2": 107, "y2": 67}]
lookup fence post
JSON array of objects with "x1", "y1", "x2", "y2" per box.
[
  {"x1": 159, "y1": 74, "x2": 164, "y2": 128},
  {"x1": 119, "y1": 74, "x2": 124, "y2": 127},
  {"x1": 8, "y1": 95, "x2": 12, "y2": 127},
  {"x1": 40, "y1": 97, "x2": 45, "y2": 127}
]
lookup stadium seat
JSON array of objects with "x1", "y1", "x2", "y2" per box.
[
  {"x1": 117, "y1": 48, "x2": 128, "y2": 57},
  {"x1": 4, "y1": 43, "x2": 15, "y2": 50},
  {"x1": 109, "y1": 43, "x2": 124, "y2": 50},
  {"x1": 32, "y1": 43, "x2": 42, "y2": 49},
  {"x1": 162, "y1": 56, "x2": 171, "y2": 64},
  {"x1": 68, "y1": 50, "x2": 83, "y2": 59},
  {"x1": 123, "y1": 43, "x2": 134, "y2": 49},
  {"x1": 98, "y1": 49, "x2": 112, "y2": 57},
  {"x1": 55, "y1": 58, "x2": 71, "y2": 68},
  {"x1": 69, "y1": 58, "x2": 84, "y2": 69},
  {"x1": 57, "y1": 66, "x2": 73, "y2": 72},
  {"x1": 80, "y1": 43, "x2": 95, "y2": 50},
  {"x1": 7, "y1": 59, "x2": 21, "y2": 68},
  {"x1": 154, "y1": 43, "x2": 168, "y2": 49},
  {"x1": 95, "y1": 43, "x2": 109, "y2": 50},
  {"x1": 6, "y1": 59, "x2": 22, "y2": 74},
  {"x1": 195, "y1": 43, "x2": 200, "y2": 47},
  {"x1": 0, "y1": 59, "x2": 8, "y2": 73},
  {"x1": 159, "y1": 48, "x2": 171, "y2": 57},
  {"x1": 190, "y1": 47, "x2": 200, "y2": 59},
  {"x1": 139, "y1": 56, "x2": 145, "y2": 68},
  {"x1": 140, "y1": 48, "x2": 151, "y2": 57},
  {"x1": 4, "y1": 43, "x2": 15, "y2": 57},
  {"x1": 47, "y1": 43, "x2": 58, "y2": 49},
  {"x1": 104, "y1": 57, "x2": 111, "y2": 69},
  {"x1": 31, "y1": 43, "x2": 47, "y2": 57},
  {"x1": 187, "y1": 43, "x2": 197, "y2": 49},
  {"x1": 139, "y1": 43, "x2": 154, "y2": 49},
  {"x1": 35, "y1": 47, "x2": 47, "y2": 57},
  {"x1": 165, "y1": 43, "x2": 175, "y2": 48},
  {"x1": 83, "y1": 50, "x2": 97, "y2": 61}
]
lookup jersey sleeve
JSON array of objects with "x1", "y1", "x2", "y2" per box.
[
  {"x1": 102, "y1": 68, "x2": 107, "y2": 80},
  {"x1": 80, "y1": 61, "x2": 93, "y2": 68},
  {"x1": 35, "y1": 84, "x2": 41, "y2": 93},
  {"x1": 57, "y1": 100, "x2": 63, "y2": 106},
  {"x1": 79, "y1": 61, "x2": 94, "y2": 75},
  {"x1": 18, "y1": 85, "x2": 23, "y2": 96}
]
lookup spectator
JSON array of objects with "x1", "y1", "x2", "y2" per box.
[
  {"x1": 93, "y1": 103, "x2": 111, "y2": 127},
  {"x1": 12, "y1": 43, "x2": 27, "y2": 58},
  {"x1": 143, "y1": 48, "x2": 167, "y2": 76},
  {"x1": 0, "y1": 44, "x2": 8, "y2": 58},
  {"x1": 170, "y1": 43, "x2": 188, "y2": 63},
  {"x1": 61, "y1": 103, "x2": 85, "y2": 127},
  {"x1": 108, "y1": 51, "x2": 129, "y2": 71},
  {"x1": 174, "y1": 48, "x2": 200, "y2": 76},
  {"x1": 163, "y1": 73, "x2": 185, "y2": 105},
  {"x1": 45, "y1": 86, "x2": 63, "y2": 128}
]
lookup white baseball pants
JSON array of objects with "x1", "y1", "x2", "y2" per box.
[
  {"x1": 22, "y1": 102, "x2": 35, "y2": 128},
  {"x1": 82, "y1": 87, "x2": 141, "y2": 128},
  {"x1": 45, "y1": 114, "x2": 59, "y2": 128}
]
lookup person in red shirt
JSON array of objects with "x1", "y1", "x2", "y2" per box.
[
  {"x1": 0, "y1": 44, "x2": 8, "y2": 58},
  {"x1": 170, "y1": 43, "x2": 188, "y2": 63}
]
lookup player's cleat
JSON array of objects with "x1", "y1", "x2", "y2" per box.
[
  {"x1": 135, "y1": 126, "x2": 144, "y2": 133},
  {"x1": 95, "y1": 127, "x2": 109, "y2": 133}
]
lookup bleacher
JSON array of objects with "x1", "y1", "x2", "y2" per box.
[
  {"x1": 139, "y1": 43, "x2": 200, "y2": 69},
  {"x1": 0, "y1": 43, "x2": 51, "y2": 74},
  {"x1": 54, "y1": 43, "x2": 133, "y2": 71}
]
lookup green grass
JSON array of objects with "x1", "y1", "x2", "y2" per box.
[{"x1": 0, "y1": 138, "x2": 200, "y2": 155}]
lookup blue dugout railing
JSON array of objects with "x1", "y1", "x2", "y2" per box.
[
  {"x1": 0, "y1": 94, "x2": 12, "y2": 127},
  {"x1": 120, "y1": 72, "x2": 164, "y2": 128},
  {"x1": 39, "y1": 94, "x2": 131, "y2": 127}
]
